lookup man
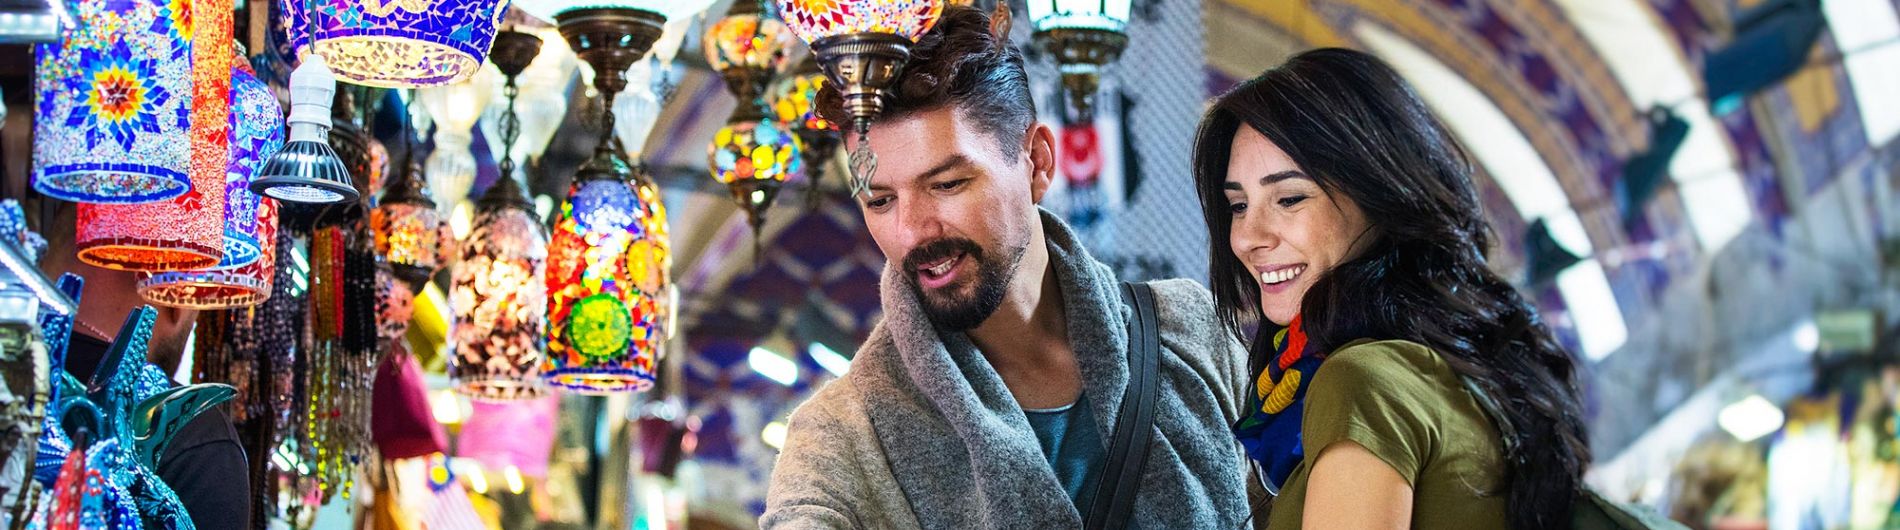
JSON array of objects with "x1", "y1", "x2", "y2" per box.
[
  {"x1": 37, "y1": 199, "x2": 251, "y2": 529},
  {"x1": 762, "y1": 6, "x2": 1249, "y2": 528}
]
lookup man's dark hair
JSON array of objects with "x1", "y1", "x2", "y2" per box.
[{"x1": 815, "y1": 5, "x2": 1035, "y2": 159}]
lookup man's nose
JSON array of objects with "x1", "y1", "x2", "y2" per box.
[{"x1": 895, "y1": 197, "x2": 944, "y2": 249}]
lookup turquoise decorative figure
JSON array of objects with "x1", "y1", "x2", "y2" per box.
[{"x1": 54, "y1": 306, "x2": 235, "y2": 530}]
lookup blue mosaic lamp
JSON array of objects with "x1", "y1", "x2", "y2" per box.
[
  {"x1": 31, "y1": 0, "x2": 193, "y2": 204},
  {"x1": 284, "y1": 0, "x2": 510, "y2": 88}
]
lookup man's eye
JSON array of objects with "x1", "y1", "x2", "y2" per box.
[
  {"x1": 865, "y1": 196, "x2": 894, "y2": 209},
  {"x1": 932, "y1": 179, "x2": 968, "y2": 191}
]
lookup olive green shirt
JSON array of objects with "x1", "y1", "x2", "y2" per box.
[{"x1": 1266, "y1": 339, "x2": 1509, "y2": 530}]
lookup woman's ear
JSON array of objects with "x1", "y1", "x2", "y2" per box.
[{"x1": 1027, "y1": 123, "x2": 1057, "y2": 204}]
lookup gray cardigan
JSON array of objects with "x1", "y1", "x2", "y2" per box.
[{"x1": 762, "y1": 210, "x2": 1251, "y2": 529}]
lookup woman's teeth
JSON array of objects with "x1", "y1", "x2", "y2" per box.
[{"x1": 1261, "y1": 265, "x2": 1305, "y2": 285}]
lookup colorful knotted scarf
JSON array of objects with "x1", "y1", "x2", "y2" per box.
[{"x1": 1232, "y1": 315, "x2": 1326, "y2": 490}]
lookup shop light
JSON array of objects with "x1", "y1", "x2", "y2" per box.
[
  {"x1": 1717, "y1": 394, "x2": 1784, "y2": 443},
  {"x1": 809, "y1": 342, "x2": 850, "y2": 377},
  {"x1": 503, "y1": 465, "x2": 525, "y2": 494},
  {"x1": 749, "y1": 347, "x2": 798, "y2": 386},
  {"x1": 1793, "y1": 319, "x2": 1820, "y2": 353},
  {"x1": 762, "y1": 421, "x2": 788, "y2": 450}
]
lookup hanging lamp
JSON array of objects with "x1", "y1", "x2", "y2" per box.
[
  {"x1": 775, "y1": 0, "x2": 945, "y2": 198},
  {"x1": 74, "y1": 0, "x2": 234, "y2": 271},
  {"x1": 707, "y1": 0, "x2": 800, "y2": 253},
  {"x1": 283, "y1": 0, "x2": 509, "y2": 88},
  {"x1": 370, "y1": 145, "x2": 450, "y2": 289},
  {"x1": 32, "y1": 0, "x2": 193, "y2": 204},
  {"x1": 416, "y1": 73, "x2": 494, "y2": 210},
  {"x1": 450, "y1": 29, "x2": 552, "y2": 402},
  {"x1": 137, "y1": 57, "x2": 287, "y2": 309},
  {"x1": 766, "y1": 55, "x2": 840, "y2": 206},
  {"x1": 1027, "y1": 0, "x2": 1130, "y2": 119},
  {"x1": 540, "y1": 5, "x2": 670, "y2": 394},
  {"x1": 705, "y1": 1, "x2": 793, "y2": 120}
]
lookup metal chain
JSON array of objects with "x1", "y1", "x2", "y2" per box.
[
  {"x1": 599, "y1": 90, "x2": 619, "y2": 153},
  {"x1": 499, "y1": 79, "x2": 522, "y2": 178}
]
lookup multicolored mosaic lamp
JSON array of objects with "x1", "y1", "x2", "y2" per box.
[
  {"x1": 370, "y1": 152, "x2": 451, "y2": 288},
  {"x1": 211, "y1": 57, "x2": 282, "y2": 270},
  {"x1": 136, "y1": 60, "x2": 288, "y2": 309},
  {"x1": 766, "y1": 56, "x2": 840, "y2": 204},
  {"x1": 707, "y1": 0, "x2": 798, "y2": 252},
  {"x1": 252, "y1": 52, "x2": 359, "y2": 204},
  {"x1": 541, "y1": 5, "x2": 671, "y2": 394},
  {"x1": 31, "y1": 0, "x2": 194, "y2": 204},
  {"x1": 283, "y1": 0, "x2": 509, "y2": 88},
  {"x1": 705, "y1": 1, "x2": 793, "y2": 120},
  {"x1": 1028, "y1": 0, "x2": 1130, "y2": 118},
  {"x1": 75, "y1": 0, "x2": 234, "y2": 271},
  {"x1": 709, "y1": 119, "x2": 801, "y2": 256},
  {"x1": 775, "y1": 0, "x2": 944, "y2": 197},
  {"x1": 452, "y1": 29, "x2": 550, "y2": 401}
]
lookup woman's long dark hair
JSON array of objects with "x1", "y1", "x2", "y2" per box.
[{"x1": 1194, "y1": 48, "x2": 1590, "y2": 529}]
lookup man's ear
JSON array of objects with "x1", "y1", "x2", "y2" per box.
[
  {"x1": 151, "y1": 304, "x2": 197, "y2": 345},
  {"x1": 1026, "y1": 123, "x2": 1056, "y2": 204}
]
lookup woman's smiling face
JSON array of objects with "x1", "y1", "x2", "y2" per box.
[{"x1": 1222, "y1": 125, "x2": 1373, "y2": 326}]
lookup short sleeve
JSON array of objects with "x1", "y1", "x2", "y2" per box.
[{"x1": 1298, "y1": 341, "x2": 1445, "y2": 487}]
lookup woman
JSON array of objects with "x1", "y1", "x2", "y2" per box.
[{"x1": 1194, "y1": 48, "x2": 1591, "y2": 529}]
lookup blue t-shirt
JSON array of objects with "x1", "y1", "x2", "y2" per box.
[{"x1": 1024, "y1": 392, "x2": 1106, "y2": 511}]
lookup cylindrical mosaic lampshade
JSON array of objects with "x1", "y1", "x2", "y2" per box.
[
  {"x1": 137, "y1": 200, "x2": 280, "y2": 309},
  {"x1": 285, "y1": 0, "x2": 510, "y2": 88},
  {"x1": 219, "y1": 59, "x2": 282, "y2": 269},
  {"x1": 541, "y1": 176, "x2": 665, "y2": 394},
  {"x1": 76, "y1": 0, "x2": 233, "y2": 271},
  {"x1": 452, "y1": 200, "x2": 551, "y2": 401},
  {"x1": 32, "y1": 0, "x2": 193, "y2": 204}
]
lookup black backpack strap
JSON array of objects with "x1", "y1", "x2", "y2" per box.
[{"x1": 1085, "y1": 282, "x2": 1162, "y2": 530}]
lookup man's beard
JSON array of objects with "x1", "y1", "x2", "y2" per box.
[{"x1": 902, "y1": 237, "x2": 1025, "y2": 332}]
